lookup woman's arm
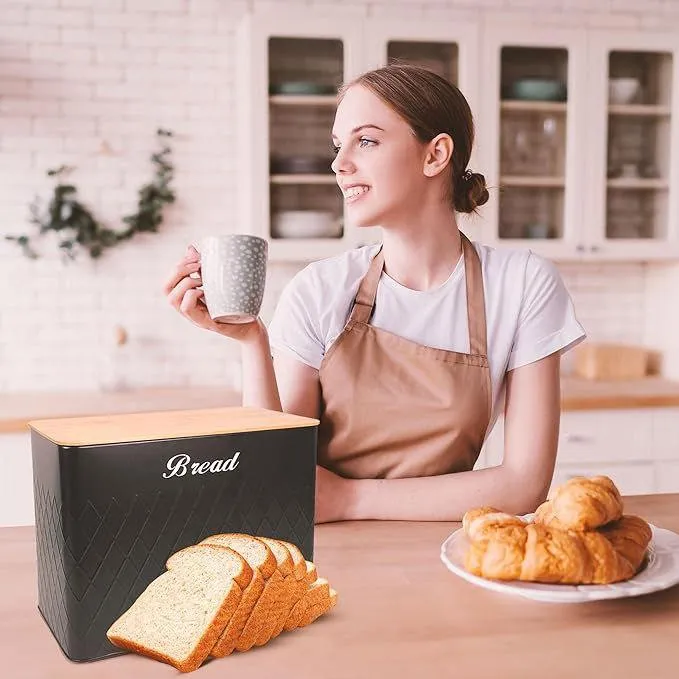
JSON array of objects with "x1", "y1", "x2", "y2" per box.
[
  {"x1": 270, "y1": 349, "x2": 321, "y2": 419},
  {"x1": 238, "y1": 330, "x2": 321, "y2": 418},
  {"x1": 342, "y1": 352, "x2": 561, "y2": 522}
]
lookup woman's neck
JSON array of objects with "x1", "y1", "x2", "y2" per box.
[{"x1": 379, "y1": 204, "x2": 464, "y2": 291}]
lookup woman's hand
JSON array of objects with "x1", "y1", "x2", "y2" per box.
[
  {"x1": 163, "y1": 245, "x2": 264, "y2": 344},
  {"x1": 314, "y1": 465, "x2": 357, "y2": 524}
]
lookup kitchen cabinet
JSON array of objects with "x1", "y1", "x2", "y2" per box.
[
  {"x1": 237, "y1": 11, "x2": 679, "y2": 263},
  {"x1": 480, "y1": 25, "x2": 679, "y2": 262},
  {"x1": 480, "y1": 407, "x2": 679, "y2": 495}
]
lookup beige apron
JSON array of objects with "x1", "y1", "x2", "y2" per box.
[{"x1": 317, "y1": 233, "x2": 492, "y2": 479}]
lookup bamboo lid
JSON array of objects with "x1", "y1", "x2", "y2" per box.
[{"x1": 29, "y1": 406, "x2": 319, "y2": 446}]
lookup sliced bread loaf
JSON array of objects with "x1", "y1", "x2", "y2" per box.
[
  {"x1": 269, "y1": 539, "x2": 308, "y2": 640},
  {"x1": 251, "y1": 537, "x2": 298, "y2": 647},
  {"x1": 297, "y1": 585, "x2": 337, "y2": 628},
  {"x1": 303, "y1": 560, "x2": 318, "y2": 586},
  {"x1": 107, "y1": 544, "x2": 251, "y2": 673},
  {"x1": 199, "y1": 534, "x2": 277, "y2": 658},
  {"x1": 234, "y1": 537, "x2": 293, "y2": 652},
  {"x1": 284, "y1": 577, "x2": 330, "y2": 632}
]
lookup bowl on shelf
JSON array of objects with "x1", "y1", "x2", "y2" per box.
[
  {"x1": 271, "y1": 210, "x2": 343, "y2": 239},
  {"x1": 270, "y1": 155, "x2": 334, "y2": 174},
  {"x1": 509, "y1": 78, "x2": 567, "y2": 102},
  {"x1": 269, "y1": 82, "x2": 337, "y2": 95},
  {"x1": 608, "y1": 77, "x2": 641, "y2": 104}
]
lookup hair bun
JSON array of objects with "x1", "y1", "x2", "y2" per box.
[{"x1": 454, "y1": 169, "x2": 489, "y2": 214}]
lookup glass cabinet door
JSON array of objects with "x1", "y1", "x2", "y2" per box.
[
  {"x1": 238, "y1": 16, "x2": 363, "y2": 261},
  {"x1": 604, "y1": 50, "x2": 672, "y2": 242},
  {"x1": 498, "y1": 46, "x2": 568, "y2": 242},
  {"x1": 586, "y1": 31, "x2": 679, "y2": 260},
  {"x1": 481, "y1": 26, "x2": 586, "y2": 257},
  {"x1": 268, "y1": 37, "x2": 344, "y2": 244}
]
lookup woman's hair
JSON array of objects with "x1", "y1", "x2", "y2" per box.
[{"x1": 340, "y1": 63, "x2": 489, "y2": 215}]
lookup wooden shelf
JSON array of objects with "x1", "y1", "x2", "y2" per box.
[
  {"x1": 607, "y1": 178, "x2": 669, "y2": 190},
  {"x1": 608, "y1": 104, "x2": 671, "y2": 117},
  {"x1": 270, "y1": 174, "x2": 337, "y2": 185},
  {"x1": 501, "y1": 100, "x2": 567, "y2": 113},
  {"x1": 269, "y1": 95, "x2": 337, "y2": 106},
  {"x1": 500, "y1": 175, "x2": 565, "y2": 188}
]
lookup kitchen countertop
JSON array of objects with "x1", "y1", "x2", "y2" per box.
[
  {"x1": 560, "y1": 376, "x2": 679, "y2": 411},
  {"x1": 2, "y1": 493, "x2": 678, "y2": 678},
  {"x1": 0, "y1": 386, "x2": 241, "y2": 434},
  {"x1": 2, "y1": 377, "x2": 679, "y2": 435}
]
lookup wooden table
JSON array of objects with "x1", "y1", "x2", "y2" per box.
[{"x1": 2, "y1": 494, "x2": 678, "y2": 678}]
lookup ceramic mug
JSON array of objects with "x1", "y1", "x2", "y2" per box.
[{"x1": 197, "y1": 234, "x2": 268, "y2": 324}]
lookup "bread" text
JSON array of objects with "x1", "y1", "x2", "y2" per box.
[{"x1": 162, "y1": 452, "x2": 241, "y2": 478}]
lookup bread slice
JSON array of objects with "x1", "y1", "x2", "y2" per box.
[
  {"x1": 298, "y1": 586, "x2": 337, "y2": 628},
  {"x1": 303, "y1": 560, "x2": 317, "y2": 586},
  {"x1": 234, "y1": 537, "x2": 293, "y2": 652},
  {"x1": 251, "y1": 537, "x2": 299, "y2": 647},
  {"x1": 268, "y1": 539, "x2": 309, "y2": 641},
  {"x1": 284, "y1": 577, "x2": 330, "y2": 632},
  {"x1": 199, "y1": 534, "x2": 277, "y2": 658},
  {"x1": 278, "y1": 539, "x2": 307, "y2": 580},
  {"x1": 107, "y1": 544, "x2": 251, "y2": 673}
]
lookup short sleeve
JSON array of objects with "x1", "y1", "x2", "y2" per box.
[
  {"x1": 267, "y1": 268, "x2": 325, "y2": 370},
  {"x1": 506, "y1": 253, "x2": 586, "y2": 371}
]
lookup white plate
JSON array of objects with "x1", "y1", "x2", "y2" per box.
[{"x1": 440, "y1": 515, "x2": 679, "y2": 603}]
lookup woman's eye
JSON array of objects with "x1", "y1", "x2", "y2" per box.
[
  {"x1": 358, "y1": 137, "x2": 376, "y2": 148},
  {"x1": 331, "y1": 144, "x2": 340, "y2": 156}
]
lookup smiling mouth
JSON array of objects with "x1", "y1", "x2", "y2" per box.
[{"x1": 343, "y1": 186, "x2": 370, "y2": 202}]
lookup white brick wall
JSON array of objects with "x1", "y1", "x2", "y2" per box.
[{"x1": 0, "y1": 0, "x2": 676, "y2": 393}]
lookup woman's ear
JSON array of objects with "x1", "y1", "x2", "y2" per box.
[{"x1": 423, "y1": 133, "x2": 454, "y2": 178}]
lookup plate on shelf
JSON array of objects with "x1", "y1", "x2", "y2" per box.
[
  {"x1": 271, "y1": 210, "x2": 343, "y2": 239},
  {"x1": 507, "y1": 78, "x2": 566, "y2": 102},
  {"x1": 440, "y1": 516, "x2": 679, "y2": 603}
]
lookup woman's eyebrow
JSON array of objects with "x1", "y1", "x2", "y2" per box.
[{"x1": 331, "y1": 124, "x2": 385, "y2": 141}]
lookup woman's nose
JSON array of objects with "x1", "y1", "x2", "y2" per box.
[{"x1": 331, "y1": 147, "x2": 353, "y2": 175}]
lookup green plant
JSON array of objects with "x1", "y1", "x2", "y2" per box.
[{"x1": 5, "y1": 128, "x2": 175, "y2": 261}]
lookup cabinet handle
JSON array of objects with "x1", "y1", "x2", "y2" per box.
[
  {"x1": 590, "y1": 245, "x2": 601, "y2": 253},
  {"x1": 576, "y1": 244, "x2": 585, "y2": 253},
  {"x1": 562, "y1": 433, "x2": 593, "y2": 444}
]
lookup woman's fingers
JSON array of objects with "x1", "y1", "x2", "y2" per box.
[
  {"x1": 166, "y1": 273, "x2": 203, "y2": 312},
  {"x1": 179, "y1": 288, "x2": 212, "y2": 327},
  {"x1": 163, "y1": 259, "x2": 200, "y2": 297}
]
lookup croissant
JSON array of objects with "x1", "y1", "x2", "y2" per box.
[
  {"x1": 463, "y1": 508, "x2": 651, "y2": 585},
  {"x1": 533, "y1": 475, "x2": 623, "y2": 531}
]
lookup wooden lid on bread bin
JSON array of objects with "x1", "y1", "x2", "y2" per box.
[{"x1": 29, "y1": 407, "x2": 319, "y2": 447}]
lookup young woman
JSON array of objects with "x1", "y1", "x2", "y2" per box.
[{"x1": 164, "y1": 64, "x2": 586, "y2": 524}]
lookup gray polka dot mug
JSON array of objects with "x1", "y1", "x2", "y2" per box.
[{"x1": 197, "y1": 235, "x2": 268, "y2": 324}]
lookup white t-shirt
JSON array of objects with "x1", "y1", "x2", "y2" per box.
[{"x1": 268, "y1": 241, "x2": 586, "y2": 435}]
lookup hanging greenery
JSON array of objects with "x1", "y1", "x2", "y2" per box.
[{"x1": 5, "y1": 128, "x2": 175, "y2": 261}]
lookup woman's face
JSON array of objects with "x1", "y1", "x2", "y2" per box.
[{"x1": 331, "y1": 85, "x2": 429, "y2": 229}]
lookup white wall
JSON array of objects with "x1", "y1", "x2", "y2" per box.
[{"x1": 1, "y1": 0, "x2": 678, "y2": 393}]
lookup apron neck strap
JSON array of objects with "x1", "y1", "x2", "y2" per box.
[
  {"x1": 349, "y1": 245, "x2": 385, "y2": 324},
  {"x1": 461, "y1": 232, "x2": 488, "y2": 356},
  {"x1": 348, "y1": 234, "x2": 488, "y2": 356}
]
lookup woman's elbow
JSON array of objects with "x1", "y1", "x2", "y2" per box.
[{"x1": 500, "y1": 471, "x2": 551, "y2": 516}]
